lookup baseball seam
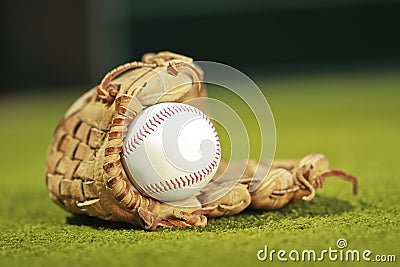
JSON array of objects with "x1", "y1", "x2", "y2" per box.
[{"x1": 123, "y1": 104, "x2": 221, "y2": 195}]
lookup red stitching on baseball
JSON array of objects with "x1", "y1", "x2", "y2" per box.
[
  {"x1": 184, "y1": 176, "x2": 190, "y2": 185},
  {"x1": 189, "y1": 174, "x2": 195, "y2": 184},
  {"x1": 162, "y1": 109, "x2": 171, "y2": 116},
  {"x1": 179, "y1": 176, "x2": 186, "y2": 186},
  {"x1": 170, "y1": 179, "x2": 178, "y2": 189},
  {"x1": 155, "y1": 183, "x2": 163, "y2": 192},
  {"x1": 206, "y1": 165, "x2": 212, "y2": 174},
  {"x1": 140, "y1": 129, "x2": 147, "y2": 138},
  {"x1": 175, "y1": 178, "x2": 182, "y2": 187},
  {"x1": 160, "y1": 181, "x2": 168, "y2": 191},
  {"x1": 156, "y1": 114, "x2": 164, "y2": 121},
  {"x1": 165, "y1": 181, "x2": 174, "y2": 188},
  {"x1": 166, "y1": 106, "x2": 176, "y2": 114},
  {"x1": 150, "y1": 184, "x2": 158, "y2": 194},
  {"x1": 194, "y1": 173, "x2": 199, "y2": 182},
  {"x1": 145, "y1": 122, "x2": 154, "y2": 131},
  {"x1": 153, "y1": 117, "x2": 160, "y2": 124},
  {"x1": 149, "y1": 119, "x2": 157, "y2": 128},
  {"x1": 126, "y1": 140, "x2": 132, "y2": 152}
]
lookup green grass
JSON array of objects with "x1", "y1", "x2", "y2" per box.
[{"x1": 0, "y1": 70, "x2": 399, "y2": 267}]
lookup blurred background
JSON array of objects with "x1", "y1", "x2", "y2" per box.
[{"x1": 1, "y1": 0, "x2": 399, "y2": 92}]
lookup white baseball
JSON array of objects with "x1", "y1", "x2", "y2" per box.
[{"x1": 122, "y1": 102, "x2": 221, "y2": 202}]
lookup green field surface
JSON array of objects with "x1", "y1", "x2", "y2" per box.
[{"x1": 0, "y1": 69, "x2": 399, "y2": 267}]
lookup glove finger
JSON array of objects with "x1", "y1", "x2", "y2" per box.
[
  {"x1": 249, "y1": 168, "x2": 295, "y2": 210},
  {"x1": 198, "y1": 181, "x2": 251, "y2": 218}
]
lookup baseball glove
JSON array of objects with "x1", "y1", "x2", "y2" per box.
[{"x1": 45, "y1": 51, "x2": 358, "y2": 230}]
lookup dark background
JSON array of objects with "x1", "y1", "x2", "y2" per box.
[{"x1": 1, "y1": 0, "x2": 399, "y2": 91}]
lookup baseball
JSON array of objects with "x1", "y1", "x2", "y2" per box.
[{"x1": 122, "y1": 102, "x2": 221, "y2": 202}]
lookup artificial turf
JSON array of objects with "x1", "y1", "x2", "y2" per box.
[{"x1": 0, "y1": 69, "x2": 399, "y2": 267}]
